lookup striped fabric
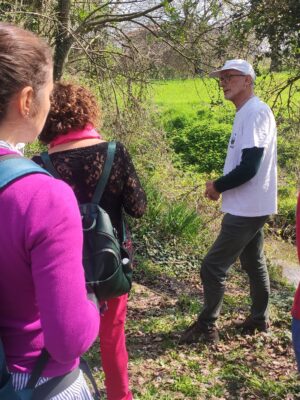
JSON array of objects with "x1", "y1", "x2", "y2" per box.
[{"x1": 12, "y1": 370, "x2": 94, "y2": 399}]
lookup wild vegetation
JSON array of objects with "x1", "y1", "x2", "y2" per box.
[{"x1": 1, "y1": 1, "x2": 299, "y2": 398}]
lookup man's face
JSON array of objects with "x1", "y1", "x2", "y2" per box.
[{"x1": 219, "y1": 69, "x2": 249, "y2": 105}]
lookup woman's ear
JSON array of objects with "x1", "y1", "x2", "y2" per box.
[{"x1": 18, "y1": 86, "x2": 34, "y2": 118}]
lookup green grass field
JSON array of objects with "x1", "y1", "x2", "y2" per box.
[
  {"x1": 152, "y1": 78, "x2": 218, "y2": 109},
  {"x1": 150, "y1": 78, "x2": 228, "y2": 125},
  {"x1": 151, "y1": 74, "x2": 300, "y2": 117}
]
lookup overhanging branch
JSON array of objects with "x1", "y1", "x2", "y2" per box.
[{"x1": 76, "y1": 0, "x2": 174, "y2": 35}]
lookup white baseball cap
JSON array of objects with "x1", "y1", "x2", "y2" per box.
[{"x1": 210, "y1": 59, "x2": 256, "y2": 81}]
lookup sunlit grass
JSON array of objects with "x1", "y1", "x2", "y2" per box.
[{"x1": 151, "y1": 73, "x2": 300, "y2": 118}]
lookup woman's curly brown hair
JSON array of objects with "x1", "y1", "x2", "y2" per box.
[{"x1": 39, "y1": 82, "x2": 101, "y2": 144}]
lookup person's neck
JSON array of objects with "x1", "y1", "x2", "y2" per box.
[
  {"x1": 0, "y1": 133, "x2": 18, "y2": 147},
  {"x1": 0, "y1": 119, "x2": 24, "y2": 146},
  {"x1": 235, "y1": 91, "x2": 255, "y2": 111},
  {"x1": 48, "y1": 138, "x2": 105, "y2": 154}
]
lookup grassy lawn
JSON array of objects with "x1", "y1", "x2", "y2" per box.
[{"x1": 151, "y1": 78, "x2": 217, "y2": 110}]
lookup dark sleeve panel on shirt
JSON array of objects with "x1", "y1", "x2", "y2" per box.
[{"x1": 214, "y1": 147, "x2": 264, "y2": 193}]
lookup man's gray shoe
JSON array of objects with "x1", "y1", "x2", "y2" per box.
[
  {"x1": 179, "y1": 320, "x2": 219, "y2": 344},
  {"x1": 235, "y1": 316, "x2": 270, "y2": 335}
]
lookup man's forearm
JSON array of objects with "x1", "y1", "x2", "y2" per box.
[{"x1": 214, "y1": 147, "x2": 264, "y2": 193}]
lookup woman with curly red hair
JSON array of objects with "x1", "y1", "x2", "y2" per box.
[{"x1": 33, "y1": 82, "x2": 147, "y2": 400}]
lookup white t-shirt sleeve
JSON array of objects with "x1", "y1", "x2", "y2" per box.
[{"x1": 242, "y1": 108, "x2": 272, "y2": 149}]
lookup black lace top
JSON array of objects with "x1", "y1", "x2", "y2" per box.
[{"x1": 32, "y1": 141, "x2": 147, "y2": 238}]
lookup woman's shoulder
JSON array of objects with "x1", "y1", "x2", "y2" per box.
[
  {"x1": 110, "y1": 140, "x2": 126, "y2": 152},
  {"x1": 8, "y1": 170, "x2": 76, "y2": 204},
  {"x1": 1, "y1": 170, "x2": 79, "y2": 233},
  {"x1": 113, "y1": 141, "x2": 131, "y2": 158}
]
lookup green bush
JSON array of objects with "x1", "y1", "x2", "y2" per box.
[
  {"x1": 161, "y1": 109, "x2": 196, "y2": 133},
  {"x1": 274, "y1": 182, "x2": 298, "y2": 240},
  {"x1": 24, "y1": 141, "x2": 45, "y2": 159},
  {"x1": 171, "y1": 120, "x2": 231, "y2": 173},
  {"x1": 169, "y1": 115, "x2": 189, "y2": 130},
  {"x1": 277, "y1": 121, "x2": 300, "y2": 172}
]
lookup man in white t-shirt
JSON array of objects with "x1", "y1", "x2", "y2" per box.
[{"x1": 180, "y1": 59, "x2": 277, "y2": 345}]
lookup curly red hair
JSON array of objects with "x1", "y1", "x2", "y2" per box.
[{"x1": 39, "y1": 82, "x2": 101, "y2": 144}]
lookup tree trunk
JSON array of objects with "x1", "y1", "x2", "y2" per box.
[
  {"x1": 270, "y1": 51, "x2": 281, "y2": 72},
  {"x1": 53, "y1": 0, "x2": 73, "y2": 80},
  {"x1": 53, "y1": 37, "x2": 73, "y2": 81}
]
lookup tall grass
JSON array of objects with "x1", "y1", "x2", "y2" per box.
[{"x1": 140, "y1": 181, "x2": 204, "y2": 241}]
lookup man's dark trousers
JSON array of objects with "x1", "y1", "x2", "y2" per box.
[{"x1": 199, "y1": 213, "x2": 270, "y2": 326}]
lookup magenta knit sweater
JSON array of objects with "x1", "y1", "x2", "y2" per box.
[{"x1": 0, "y1": 149, "x2": 100, "y2": 377}]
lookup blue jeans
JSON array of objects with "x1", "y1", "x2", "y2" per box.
[
  {"x1": 199, "y1": 213, "x2": 270, "y2": 325},
  {"x1": 292, "y1": 318, "x2": 300, "y2": 371}
]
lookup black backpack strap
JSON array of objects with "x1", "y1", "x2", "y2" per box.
[
  {"x1": 121, "y1": 218, "x2": 127, "y2": 243},
  {"x1": 31, "y1": 367, "x2": 80, "y2": 400},
  {"x1": 0, "y1": 337, "x2": 20, "y2": 399},
  {"x1": 91, "y1": 141, "x2": 116, "y2": 204},
  {"x1": 0, "y1": 340, "x2": 50, "y2": 399},
  {"x1": 0, "y1": 155, "x2": 51, "y2": 189},
  {"x1": 0, "y1": 338, "x2": 10, "y2": 389},
  {"x1": 40, "y1": 152, "x2": 61, "y2": 179},
  {"x1": 25, "y1": 349, "x2": 50, "y2": 390},
  {"x1": 79, "y1": 357, "x2": 101, "y2": 400}
]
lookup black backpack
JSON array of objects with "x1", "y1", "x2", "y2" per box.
[{"x1": 40, "y1": 141, "x2": 132, "y2": 301}]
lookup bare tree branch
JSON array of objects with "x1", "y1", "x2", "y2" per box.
[{"x1": 76, "y1": 0, "x2": 174, "y2": 34}]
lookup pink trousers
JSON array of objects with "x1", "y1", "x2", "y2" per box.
[{"x1": 99, "y1": 293, "x2": 132, "y2": 400}]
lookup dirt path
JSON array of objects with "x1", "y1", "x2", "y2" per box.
[
  {"x1": 265, "y1": 238, "x2": 299, "y2": 287},
  {"x1": 275, "y1": 259, "x2": 300, "y2": 287}
]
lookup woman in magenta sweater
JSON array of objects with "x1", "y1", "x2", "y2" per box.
[
  {"x1": 0, "y1": 23, "x2": 99, "y2": 398},
  {"x1": 33, "y1": 82, "x2": 147, "y2": 400},
  {"x1": 292, "y1": 193, "x2": 300, "y2": 371}
]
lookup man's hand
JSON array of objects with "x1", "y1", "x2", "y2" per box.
[{"x1": 205, "y1": 180, "x2": 220, "y2": 201}]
